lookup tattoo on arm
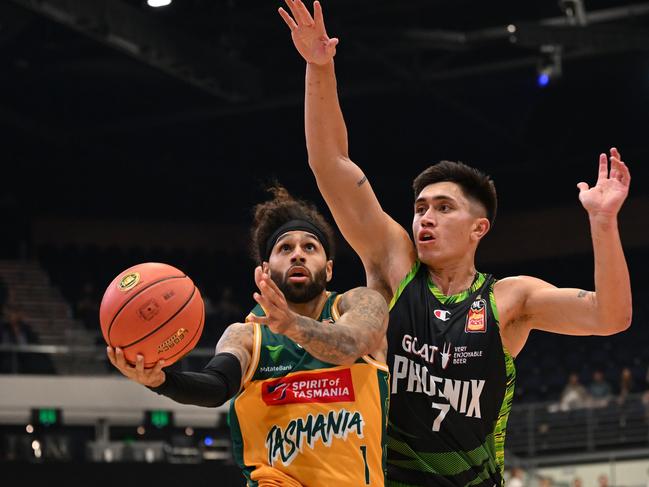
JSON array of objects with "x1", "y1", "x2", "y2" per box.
[
  {"x1": 216, "y1": 323, "x2": 253, "y2": 377},
  {"x1": 356, "y1": 175, "x2": 367, "y2": 187},
  {"x1": 290, "y1": 287, "x2": 388, "y2": 364},
  {"x1": 577, "y1": 290, "x2": 597, "y2": 306}
]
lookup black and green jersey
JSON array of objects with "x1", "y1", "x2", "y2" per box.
[
  {"x1": 228, "y1": 292, "x2": 390, "y2": 487},
  {"x1": 386, "y1": 261, "x2": 515, "y2": 487}
]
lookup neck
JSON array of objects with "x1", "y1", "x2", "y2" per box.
[
  {"x1": 288, "y1": 291, "x2": 329, "y2": 320},
  {"x1": 426, "y1": 263, "x2": 477, "y2": 296}
]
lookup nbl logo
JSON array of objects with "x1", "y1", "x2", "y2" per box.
[{"x1": 465, "y1": 298, "x2": 487, "y2": 333}]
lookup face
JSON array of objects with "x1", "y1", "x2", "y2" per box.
[
  {"x1": 263, "y1": 230, "x2": 333, "y2": 304},
  {"x1": 412, "y1": 182, "x2": 489, "y2": 267}
]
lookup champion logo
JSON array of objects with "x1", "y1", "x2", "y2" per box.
[{"x1": 434, "y1": 309, "x2": 451, "y2": 322}]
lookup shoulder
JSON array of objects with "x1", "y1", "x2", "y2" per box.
[
  {"x1": 337, "y1": 287, "x2": 388, "y2": 315},
  {"x1": 494, "y1": 275, "x2": 554, "y2": 296},
  {"x1": 219, "y1": 322, "x2": 255, "y2": 345},
  {"x1": 493, "y1": 275, "x2": 555, "y2": 323}
]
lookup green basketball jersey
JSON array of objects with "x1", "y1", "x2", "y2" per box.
[{"x1": 228, "y1": 292, "x2": 390, "y2": 487}]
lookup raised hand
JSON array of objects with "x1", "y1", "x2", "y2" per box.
[
  {"x1": 106, "y1": 346, "x2": 166, "y2": 388},
  {"x1": 278, "y1": 0, "x2": 338, "y2": 65},
  {"x1": 248, "y1": 266, "x2": 298, "y2": 335},
  {"x1": 577, "y1": 148, "x2": 631, "y2": 220}
]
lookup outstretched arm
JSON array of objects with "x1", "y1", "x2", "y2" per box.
[
  {"x1": 248, "y1": 266, "x2": 388, "y2": 365},
  {"x1": 279, "y1": 1, "x2": 415, "y2": 294},
  {"x1": 107, "y1": 322, "x2": 253, "y2": 407},
  {"x1": 501, "y1": 148, "x2": 632, "y2": 355}
]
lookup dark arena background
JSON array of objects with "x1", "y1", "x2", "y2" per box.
[{"x1": 1, "y1": 0, "x2": 649, "y2": 486}]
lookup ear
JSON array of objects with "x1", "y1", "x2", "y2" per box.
[
  {"x1": 325, "y1": 260, "x2": 334, "y2": 283},
  {"x1": 472, "y1": 217, "x2": 490, "y2": 241}
]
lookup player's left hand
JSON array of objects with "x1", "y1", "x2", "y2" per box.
[
  {"x1": 249, "y1": 266, "x2": 298, "y2": 335},
  {"x1": 577, "y1": 147, "x2": 631, "y2": 220}
]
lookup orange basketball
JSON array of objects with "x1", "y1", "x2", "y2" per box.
[{"x1": 100, "y1": 262, "x2": 204, "y2": 368}]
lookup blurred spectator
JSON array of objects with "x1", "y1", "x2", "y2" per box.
[
  {"x1": 0, "y1": 309, "x2": 38, "y2": 345},
  {"x1": 588, "y1": 370, "x2": 612, "y2": 408},
  {"x1": 508, "y1": 467, "x2": 524, "y2": 487},
  {"x1": 559, "y1": 372, "x2": 590, "y2": 411},
  {"x1": 538, "y1": 477, "x2": 553, "y2": 487},
  {"x1": 571, "y1": 477, "x2": 583, "y2": 487},
  {"x1": 75, "y1": 281, "x2": 100, "y2": 331},
  {"x1": 0, "y1": 310, "x2": 38, "y2": 373},
  {"x1": 598, "y1": 474, "x2": 609, "y2": 487},
  {"x1": 641, "y1": 366, "x2": 649, "y2": 419},
  {"x1": 618, "y1": 367, "x2": 635, "y2": 404}
]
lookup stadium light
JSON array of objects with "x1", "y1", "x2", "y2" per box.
[{"x1": 147, "y1": 0, "x2": 172, "y2": 7}]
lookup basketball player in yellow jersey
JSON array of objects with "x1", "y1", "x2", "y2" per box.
[{"x1": 108, "y1": 185, "x2": 390, "y2": 487}]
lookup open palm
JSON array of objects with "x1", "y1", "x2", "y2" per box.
[
  {"x1": 279, "y1": 0, "x2": 339, "y2": 66},
  {"x1": 577, "y1": 148, "x2": 631, "y2": 218}
]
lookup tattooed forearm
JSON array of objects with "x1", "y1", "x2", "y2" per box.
[
  {"x1": 216, "y1": 323, "x2": 253, "y2": 376},
  {"x1": 288, "y1": 287, "x2": 388, "y2": 364}
]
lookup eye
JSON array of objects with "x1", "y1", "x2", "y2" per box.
[
  {"x1": 438, "y1": 203, "x2": 452, "y2": 212},
  {"x1": 280, "y1": 243, "x2": 291, "y2": 252},
  {"x1": 415, "y1": 206, "x2": 426, "y2": 215},
  {"x1": 305, "y1": 243, "x2": 316, "y2": 251}
]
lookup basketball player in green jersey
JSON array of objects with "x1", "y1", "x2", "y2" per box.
[
  {"x1": 279, "y1": 1, "x2": 633, "y2": 485},
  {"x1": 108, "y1": 185, "x2": 390, "y2": 486}
]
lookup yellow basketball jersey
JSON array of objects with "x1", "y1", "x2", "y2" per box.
[{"x1": 229, "y1": 292, "x2": 389, "y2": 486}]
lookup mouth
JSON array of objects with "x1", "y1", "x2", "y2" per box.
[
  {"x1": 418, "y1": 232, "x2": 436, "y2": 244},
  {"x1": 287, "y1": 266, "x2": 310, "y2": 283}
]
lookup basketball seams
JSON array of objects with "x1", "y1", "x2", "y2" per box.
[
  {"x1": 142, "y1": 294, "x2": 205, "y2": 368},
  {"x1": 106, "y1": 274, "x2": 187, "y2": 343},
  {"x1": 118, "y1": 284, "x2": 197, "y2": 350}
]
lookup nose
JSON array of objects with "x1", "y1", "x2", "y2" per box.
[
  {"x1": 290, "y1": 247, "x2": 306, "y2": 263},
  {"x1": 420, "y1": 208, "x2": 436, "y2": 227}
]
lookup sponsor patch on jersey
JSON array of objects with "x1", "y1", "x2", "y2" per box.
[
  {"x1": 433, "y1": 309, "x2": 451, "y2": 322},
  {"x1": 261, "y1": 368, "x2": 355, "y2": 405},
  {"x1": 465, "y1": 298, "x2": 487, "y2": 333}
]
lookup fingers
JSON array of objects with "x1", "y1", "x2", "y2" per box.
[
  {"x1": 114, "y1": 346, "x2": 130, "y2": 369},
  {"x1": 596, "y1": 153, "x2": 608, "y2": 185},
  {"x1": 294, "y1": 0, "x2": 315, "y2": 26},
  {"x1": 577, "y1": 182, "x2": 589, "y2": 193},
  {"x1": 610, "y1": 147, "x2": 621, "y2": 161},
  {"x1": 255, "y1": 267, "x2": 284, "y2": 308},
  {"x1": 278, "y1": 7, "x2": 298, "y2": 31},
  {"x1": 136, "y1": 354, "x2": 145, "y2": 374},
  {"x1": 612, "y1": 156, "x2": 631, "y2": 187},
  {"x1": 151, "y1": 358, "x2": 166, "y2": 377},
  {"x1": 313, "y1": 0, "x2": 324, "y2": 27},
  {"x1": 106, "y1": 346, "x2": 116, "y2": 365}
]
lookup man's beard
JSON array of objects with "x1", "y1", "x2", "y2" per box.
[{"x1": 273, "y1": 266, "x2": 328, "y2": 304}]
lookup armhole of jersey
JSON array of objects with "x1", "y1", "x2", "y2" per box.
[
  {"x1": 242, "y1": 322, "x2": 261, "y2": 385},
  {"x1": 361, "y1": 354, "x2": 389, "y2": 372},
  {"x1": 389, "y1": 260, "x2": 420, "y2": 311},
  {"x1": 331, "y1": 293, "x2": 343, "y2": 321}
]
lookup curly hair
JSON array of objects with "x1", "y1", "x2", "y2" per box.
[{"x1": 250, "y1": 184, "x2": 336, "y2": 263}]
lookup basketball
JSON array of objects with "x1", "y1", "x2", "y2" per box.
[{"x1": 99, "y1": 262, "x2": 204, "y2": 368}]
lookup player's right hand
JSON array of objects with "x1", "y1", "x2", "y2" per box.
[
  {"x1": 106, "y1": 346, "x2": 166, "y2": 388},
  {"x1": 278, "y1": 0, "x2": 339, "y2": 66}
]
